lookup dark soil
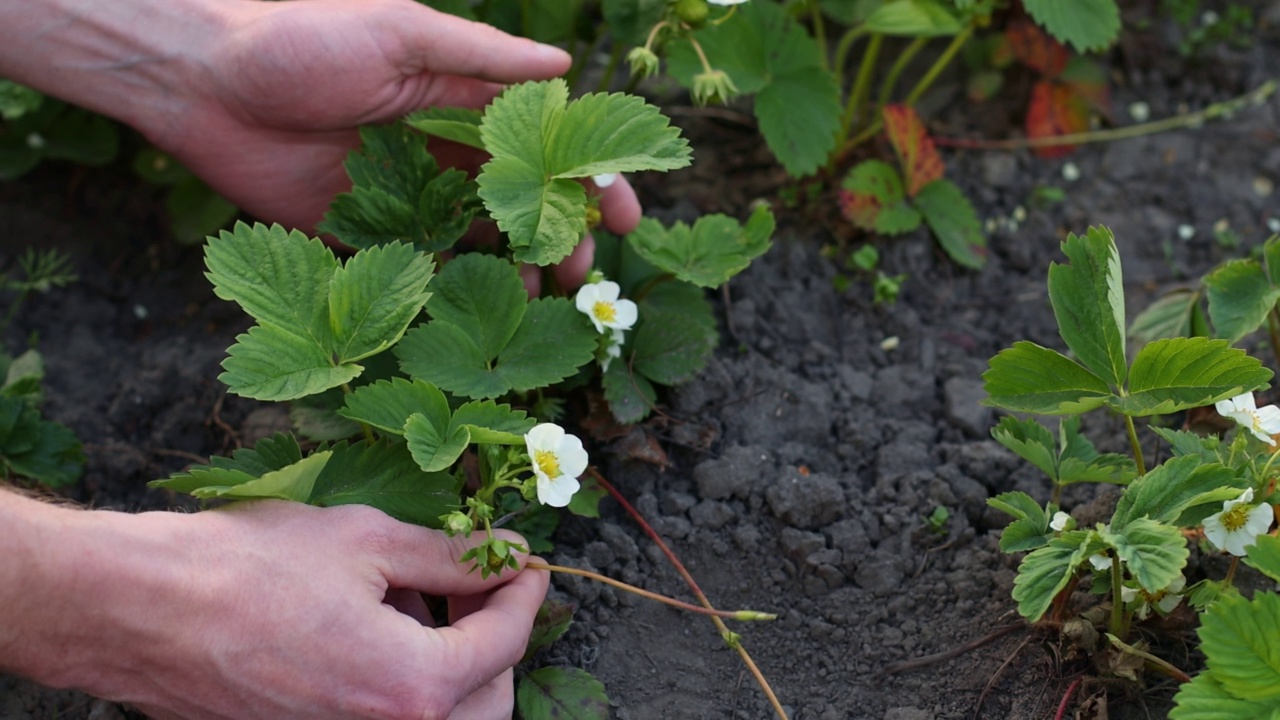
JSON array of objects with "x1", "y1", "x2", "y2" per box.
[{"x1": 4, "y1": 6, "x2": 1280, "y2": 719}]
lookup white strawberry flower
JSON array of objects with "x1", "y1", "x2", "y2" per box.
[
  {"x1": 1215, "y1": 392, "x2": 1280, "y2": 445},
  {"x1": 1121, "y1": 575, "x2": 1186, "y2": 620},
  {"x1": 1202, "y1": 487, "x2": 1273, "y2": 556},
  {"x1": 708, "y1": 0, "x2": 750, "y2": 4},
  {"x1": 575, "y1": 281, "x2": 637, "y2": 334},
  {"x1": 1049, "y1": 511, "x2": 1073, "y2": 532},
  {"x1": 525, "y1": 423, "x2": 587, "y2": 508}
]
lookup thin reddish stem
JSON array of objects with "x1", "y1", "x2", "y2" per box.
[{"x1": 1054, "y1": 677, "x2": 1082, "y2": 720}]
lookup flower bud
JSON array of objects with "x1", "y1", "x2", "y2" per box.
[
  {"x1": 674, "y1": 0, "x2": 710, "y2": 28},
  {"x1": 627, "y1": 46, "x2": 661, "y2": 80},
  {"x1": 691, "y1": 69, "x2": 738, "y2": 106},
  {"x1": 441, "y1": 511, "x2": 473, "y2": 536}
]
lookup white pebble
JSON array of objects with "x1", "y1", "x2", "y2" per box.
[
  {"x1": 25, "y1": 132, "x2": 45, "y2": 149},
  {"x1": 1062, "y1": 162, "x2": 1081, "y2": 182},
  {"x1": 1254, "y1": 176, "x2": 1274, "y2": 197},
  {"x1": 1128, "y1": 102, "x2": 1150, "y2": 123},
  {"x1": 880, "y1": 336, "x2": 900, "y2": 352},
  {"x1": 1177, "y1": 224, "x2": 1196, "y2": 241},
  {"x1": 1267, "y1": 217, "x2": 1280, "y2": 234}
]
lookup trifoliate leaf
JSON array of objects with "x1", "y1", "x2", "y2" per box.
[
  {"x1": 987, "y1": 491, "x2": 1051, "y2": 552},
  {"x1": 404, "y1": 412, "x2": 470, "y2": 474},
  {"x1": 915, "y1": 179, "x2": 986, "y2": 269},
  {"x1": 1170, "y1": 672, "x2": 1280, "y2": 720},
  {"x1": 308, "y1": 440, "x2": 459, "y2": 527},
  {"x1": 1047, "y1": 226, "x2": 1126, "y2": 387},
  {"x1": 450, "y1": 400, "x2": 535, "y2": 444},
  {"x1": 1205, "y1": 259, "x2": 1280, "y2": 344},
  {"x1": 1152, "y1": 426, "x2": 1221, "y2": 461},
  {"x1": 404, "y1": 107, "x2": 485, "y2": 150},
  {"x1": 398, "y1": 298, "x2": 596, "y2": 399},
  {"x1": 220, "y1": 323, "x2": 362, "y2": 402},
  {"x1": 882, "y1": 104, "x2": 945, "y2": 197},
  {"x1": 319, "y1": 186, "x2": 418, "y2": 249},
  {"x1": 477, "y1": 79, "x2": 691, "y2": 265},
  {"x1": 1197, "y1": 591, "x2": 1280, "y2": 702},
  {"x1": 516, "y1": 667, "x2": 610, "y2": 720},
  {"x1": 626, "y1": 205, "x2": 775, "y2": 288},
  {"x1": 405, "y1": 400, "x2": 533, "y2": 473},
  {"x1": 151, "y1": 433, "x2": 305, "y2": 494},
  {"x1": 328, "y1": 242, "x2": 434, "y2": 364},
  {"x1": 665, "y1": 0, "x2": 840, "y2": 177},
  {"x1": 839, "y1": 160, "x2": 921, "y2": 235},
  {"x1": 1022, "y1": 0, "x2": 1120, "y2": 53},
  {"x1": 1012, "y1": 529, "x2": 1094, "y2": 621},
  {"x1": 204, "y1": 222, "x2": 337, "y2": 348},
  {"x1": 982, "y1": 341, "x2": 1111, "y2": 414},
  {"x1": 1057, "y1": 415, "x2": 1135, "y2": 485},
  {"x1": 633, "y1": 308, "x2": 716, "y2": 385},
  {"x1": 191, "y1": 451, "x2": 332, "y2": 503},
  {"x1": 990, "y1": 417, "x2": 1057, "y2": 479},
  {"x1": 864, "y1": 0, "x2": 963, "y2": 36},
  {"x1": 603, "y1": 362, "x2": 657, "y2": 424},
  {"x1": 339, "y1": 377, "x2": 451, "y2": 436},
  {"x1": 426, "y1": 254, "x2": 527, "y2": 359},
  {"x1": 1111, "y1": 456, "x2": 1240, "y2": 530},
  {"x1": 1111, "y1": 337, "x2": 1272, "y2": 416},
  {"x1": 1099, "y1": 517, "x2": 1187, "y2": 593},
  {"x1": 1244, "y1": 535, "x2": 1280, "y2": 584},
  {"x1": 523, "y1": 599, "x2": 576, "y2": 663},
  {"x1": 1129, "y1": 289, "x2": 1201, "y2": 344},
  {"x1": 417, "y1": 169, "x2": 480, "y2": 252}
]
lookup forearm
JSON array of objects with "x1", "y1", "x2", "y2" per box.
[{"x1": 0, "y1": 0, "x2": 239, "y2": 139}]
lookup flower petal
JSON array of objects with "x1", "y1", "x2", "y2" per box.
[
  {"x1": 611, "y1": 299, "x2": 638, "y2": 331},
  {"x1": 538, "y1": 474, "x2": 580, "y2": 507}
]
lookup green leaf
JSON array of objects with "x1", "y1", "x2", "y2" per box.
[
  {"x1": 204, "y1": 222, "x2": 338, "y2": 348},
  {"x1": 666, "y1": 1, "x2": 840, "y2": 177},
  {"x1": 523, "y1": 599, "x2": 575, "y2": 662},
  {"x1": 1022, "y1": 0, "x2": 1120, "y2": 52},
  {"x1": 1198, "y1": 592, "x2": 1280, "y2": 702},
  {"x1": 1244, "y1": 535, "x2": 1280, "y2": 584},
  {"x1": 864, "y1": 0, "x2": 963, "y2": 36},
  {"x1": 990, "y1": 417, "x2": 1057, "y2": 479},
  {"x1": 427, "y1": 254, "x2": 527, "y2": 359},
  {"x1": 1012, "y1": 530, "x2": 1094, "y2": 621},
  {"x1": 340, "y1": 377, "x2": 450, "y2": 436},
  {"x1": 319, "y1": 186, "x2": 418, "y2": 249},
  {"x1": 403, "y1": 107, "x2": 484, "y2": 150},
  {"x1": 1265, "y1": 235, "x2": 1280, "y2": 286},
  {"x1": 151, "y1": 433, "x2": 304, "y2": 493},
  {"x1": 405, "y1": 400, "x2": 532, "y2": 473},
  {"x1": 309, "y1": 440, "x2": 459, "y2": 526},
  {"x1": 516, "y1": 667, "x2": 610, "y2": 720},
  {"x1": 328, "y1": 242, "x2": 434, "y2": 364},
  {"x1": 477, "y1": 79, "x2": 691, "y2": 265},
  {"x1": 1113, "y1": 337, "x2": 1272, "y2": 417},
  {"x1": 1153, "y1": 426, "x2": 1221, "y2": 461},
  {"x1": 1205, "y1": 259, "x2": 1280, "y2": 343},
  {"x1": 404, "y1": 412, "x2": 469, "y2": 474},
  {"x1": 1129, "y1": 289, "x2": 1201, "y2": 344},
  {"x1": 568, "y1": 475, "x2": 608, "y2": 518},
  {"x1": 289, "y1": 404, "x2": 362, "y2": 443},
  {"x1": 603, "y1": 362, "x2": 657, "y2": 424},
  {"x1": 4, "y1": 419, "x2": 83, "y2": 488},
  {"x1": 982, "y1": 341, "x2": 1112, "y2": 414},
  {"x1": 632, "y1": 308, "x2": 716, "y2": 385},
  {"x1": 1047, "y1": 226, "x2": 1126, "y2": 387},
  {"x1": 1111, "y1": 456, "x2": 1240, "y2": 530},
  {"x1": 3, "y1": 349, "x2": 44, "y2": 399},
  {"x1": 450, "y1": 400, "x2": 535, "y2": 444},
  {"x1": 601, "y1": 0, "x2": 667, "y2": 45},
  {"x1": 417, "y1": 169, "x2": 480, "y2": 252},
  {"x1": 166, "y1": 177, "x2": 238, "y2": 246},
  {"x1": 1100, "y1": 517, "x2": 1187, "y2": 592},
  {"x1": 191, "y1": 451, "x2": 331, "y2": 503},
  {"x1": 220, "y1": 324, "x2": 361, "y2": 401},
  {"x1": 1171, "y1": 672, "x2": 1280, "y2": 720},
  {"x1": 839, "y1": 160, "x2": 921, "y2": 235},
  {"x1": 398, "y1": 298, "x2": 596, "y2": 399},
  {"x1": 640, "y1": 281, "x2": 717, "y2": 337},
  {"x1": 626, "y1": 206, "x2": 775, "y2": 289},
  {"x1": 987, "y1": 491, "x2": 1051, "y2": 552},
  {"x1": 914, "y1": 179, "x2": 987, "y2": 269},
  {"x1": 0, "y1": 80, "x2": 43, "y2": 121},
  {"x1": 1056, "y1": 415, "x2": 1135, "y2": 485}
]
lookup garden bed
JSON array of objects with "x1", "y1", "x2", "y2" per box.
[{"x1": 3, "y1": 6, "x2": 1280, "y2": 718}]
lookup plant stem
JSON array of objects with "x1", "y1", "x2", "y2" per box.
[
  {"x1": 1224, "y1": 555, "x2": 1240, "y2": 588},
  {"x1": 810, "y1": 2, "x2": 829, "y2": 72},
  {"x1": 1109, "y1": 553, "x2": 1127, "y2": 638},
  {"x1": 902, "y1": 26, "x2": 972, "y2": 107},
  {"x1": 596, "y1": 42, "x2": 625, "y2": 93},
  {"x1": 1124, "y1": 415, "x2": 1147, "y2": 476},
  {"x1": 589, "y1": 468, "x2": 790, "y2": 720},
  {"x1": 832, "y1": 26, "x2": 868, "y2": 90},
  {"x1": 1053, "y1": 677, "x2": 1082, "y2": 720},
  {"x1": 934, "y1": 78, "x2": 1278, "y2": 150},
  {"x1": 839, "y1": 33, "x2": 883, "y2": 142},
  {"x1": 876, "y1": 36, "x2": 928, "y2": 112},
  {"x1": 526, "y1": 562, "x2": 775, "y2": 620},
  {"x1": 1267, "y1": 306, "x2": 1280, "y2": 370}
]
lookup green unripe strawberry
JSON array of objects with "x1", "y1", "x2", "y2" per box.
[{"x1": 674, "y1": 0, "x2": 709, "y2": 28}]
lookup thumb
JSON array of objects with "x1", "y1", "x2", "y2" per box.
[
  {"x1": 376, "y1": 524, "x2": 533, "y2": 595},
  {"x1": 384, "y1": 4, "x2": 571, "y2": 84}
]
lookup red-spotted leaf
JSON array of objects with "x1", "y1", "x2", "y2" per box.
[
  {"x1": 1060, "y1": 56, "x2": 1111, "y2": 115},
  {"x1": 839, "y1": 160, "x2": 922, "y2": 235},
  {"x1": 1025, "y1": 80, "x2": 1090, "y2": 158},
  {"x1": 1005, "y1": 18, "x2": 1069, "y2": 77},
  {"x1": 882, "y1": 104, "x2": 944, "y2": 197}
]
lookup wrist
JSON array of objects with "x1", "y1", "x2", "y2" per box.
[{"x1": 0, "y1": 0, "x2": 242, "y2": 142}]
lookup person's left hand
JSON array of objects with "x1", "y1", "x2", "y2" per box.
[{"x1": 145, "y1": 0, "x2": 641, "y2": 245}]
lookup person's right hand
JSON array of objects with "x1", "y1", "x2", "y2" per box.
[{"x1": 13, "y1": 499, "x2": 547, "y2": 719}]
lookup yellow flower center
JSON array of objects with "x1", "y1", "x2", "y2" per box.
[
  {"x1": 592, "y1": 301, "x2": 617, "y2": 324},
  {"x1": 1221, "y1": 504, "x2": 1252, "y2": 532},
  {"x1": 535, "y1": 449, "x2": 562, "y2": 478}
]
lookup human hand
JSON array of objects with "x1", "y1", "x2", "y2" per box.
[{"x1": 24, "y1": 500, "x2": 547, "y2": 719}]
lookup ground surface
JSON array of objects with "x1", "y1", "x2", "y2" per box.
[{"x1": 2, "y1": 6, "x2": 1279, "y2": 719}]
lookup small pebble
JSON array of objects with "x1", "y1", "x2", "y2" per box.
[
  {"x1": 1012, "y1": 205, "x2": 1026, "y2": 222},
  {"x1": 1254, "y1": 176, "x2": 1274, "y2": 197},
  {"x1": 133, "y1": 304, "x2": 149, "y2": 320},
  {"x1": 1128, "y1": 102, "x2": 1151, "y2": 123},
  {"x1": 1201, "y1": 9, "x2": 1219, "y2": 25},
  {"x1": 1267, "y1": 217, "x2": 1280, "y2": 234},
  {"x1": 1213, "y1": 218, "x2": 1230, "y2": 234},
  {"x1": 880, "y1": 336, "x2": 900, "y2": 352},
  {"x1": 25, "y1": 132, "x2": 45, "y2": 149},
  {"x1": 1062, "y1": 162, "x2": 1080, "y2": 182},
  {"x1": 1177, "y1": 224, "x2": 1196, "y2": 241}
]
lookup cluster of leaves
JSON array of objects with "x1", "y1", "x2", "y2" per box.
[
  {"x1": 828, "y1": 243, "x2": 906, "y2": 305},
  {"x1": 981, "y1": 226, "x2": 1280, "y2": 711},
  {"x1": 0, "y1": 349, "x2": 84, "y2": 488}
]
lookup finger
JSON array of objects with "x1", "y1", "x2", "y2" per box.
[
  {"x1": 386, "y1": 6, "x2": 571, "y2": 84},
  {"x1": 552, "y1": 233, "x2": 595, "y2": 291},
  {"x1": 431, "y1": 563, "x2": 550, "y2": 697},
  {"x1": 519, "y1": 263, "x2": 542, "y2": 298},
  {"x1": 600, "y1": 175, "x2": 642, "y2": 235},
  {"x1": 447, "y1": 670, "x2": 515, "y2": 720},
  {"x1": 384, "y1": 588, "x2": 435, "y2": 627},
  {"x1": 370, "y1": 522, "x2": 531, "y2": 596},
  {"x1": 393, "y1": 75, "x2": 506, "y2": 116}
]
